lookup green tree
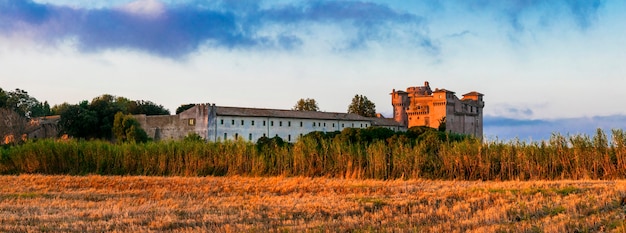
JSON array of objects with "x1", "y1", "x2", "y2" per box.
[
  {"x1": 58, "y1": 94, "x2": 169, "y2": 139},
  {"x1": 5, "y1": 88, "x2": 44, "y2": 118},
  {"x1": 89, "y1": 94, "x2": 124, "y2": 139},
  {"x1": 438, "y1": 116, "x2": 446, "y2": 132},
  {"x1": 293, "y1": 98, "x2": 319, "y2": 111},
  {"x1": 176, "y1": 104, "x2": 196, "y2": 114},
  {"x1": 129, "y1": 100, "x2": 170, "y2": 115},
  {"x1": 51, "y1": 102, "x2": 72, "y2": 116},
  {"x1": 30, "y1": 101, "x2": 52, "y2": 118},
  {"x1": 0, "y1": 88, "x2": 7, "y2": 108},
  {"x1": 58, "y1": 101, "x2": 98, "y2": 138},
  {"x1": 113, "y1": 112, "x2": 148, "y2": 143},
  {"x1": 347, "y1": 94, "x2": 376, "y2": 117}
]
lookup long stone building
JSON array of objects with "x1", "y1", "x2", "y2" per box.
[
  {"x1": 135, "y1": 104, "x2": 405, "y2": 142},
  {"x1": 391, "y1": 81, "x2": 484, "y2": 138}
]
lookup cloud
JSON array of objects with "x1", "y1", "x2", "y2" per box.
[
  {"x1": 484, "y1": 114, "x2": 626, "y2": 141},
  {"x1": 470, "y1": 0, "x2": 605, "y2": 33},
  {"x1": 0, "y1": 0, "x2": 436, "y2": 58},
  {"x1": 563, "y1": 0, "x2": 603, "y2": 29},
  {"x1": 488, "y1": 103, "x2": 542, "y2": 119},
  {"x1": 0, "y1": 0, "x2": 608, "y2": 58},
  {"x1": 446, "y1": 30, "x2": 473, "y2": 38},
  {"x1": 118, "y1": 0, "x2": 165, "y2": 19}
]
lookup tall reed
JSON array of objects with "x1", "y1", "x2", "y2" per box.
[{"x1": 2, "y1": 128, "x2": 626, "y2": 180}]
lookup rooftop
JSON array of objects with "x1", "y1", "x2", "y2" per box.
[{"x1": 214, "y1": 106, "x2": 372, "y2": 121}]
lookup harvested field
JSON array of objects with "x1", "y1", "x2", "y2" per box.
[{"x1": 1, "y1": 175, "x2": 625, "y2": 232}]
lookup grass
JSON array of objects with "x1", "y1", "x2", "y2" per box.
[{"x1": 1, "y1": 175, "x2": 625, "y2": 232}]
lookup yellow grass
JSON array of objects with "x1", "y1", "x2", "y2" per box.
[{"x1": 1, "y1": 175, "x2": 626, "y2": 232}]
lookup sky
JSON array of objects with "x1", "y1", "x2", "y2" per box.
[{"x1": 1, "y1": 0, "x2": 625, "y2": 141}]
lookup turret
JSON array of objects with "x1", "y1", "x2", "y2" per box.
[{"x1": 391, "y1": 89, "x2": 409, "y2": 126}]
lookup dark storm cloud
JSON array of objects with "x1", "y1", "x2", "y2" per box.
[
  {"x1": 0, "y1": 0, "x2": 435, "y2": 57},
  {"x1": 0, "y1": 0, "x2": 607, "y2": 57}
]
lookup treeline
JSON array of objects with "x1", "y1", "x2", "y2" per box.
[
  {"x1": 55, "y1": 94, "x2": 169, "y2": 140},
  {"x1": 1, "y1": 87, "x2": 171, "y2": 143},
  {"x1": 1, "y1": 127, "x2": 625, "y2": 180}
]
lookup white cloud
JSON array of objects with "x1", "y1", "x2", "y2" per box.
[{"x1": 117, "y1": 0, "x2": 166, "y2": 19}]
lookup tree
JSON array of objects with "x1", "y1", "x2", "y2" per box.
[
  {"x1": 58, "y1": 101, "x2": 98, "y2": 138},
  {"x1": 438, "y1": 116, "x2": 446, "y2": 132},
  {"x1": 292, "y1": 98, "x2": 319, "y2": 111},
  {"x1": 113, "y1": 112, "x2": 148, "y2": 143},
  {"x1": 0, "y1": 88, "x2": 7, "y2": 108},
  {"x1": 58, "y1": 94, "x2": 170, "y2": 140},
  {"x1": 347, "y1": 94, "x2": 376, "y2": 117},
  {"x1": 5, "y1": 88, "x2": 45, "y2": 118},
  {"x1": 51, "y1": 102, "x2": 72, "y2": 116},
  {"x1": 90, "y1": 94, "x2": 124, "y2": 139},
  {"x1": 176, "y1": 104, "x2": 196, "y2": 114},
  {"x1": 129, "y1": 100, "x2": 170, "y2": 115},
  {"x1": 30, "y1": 101, "x2": 52, "y2": 118}
]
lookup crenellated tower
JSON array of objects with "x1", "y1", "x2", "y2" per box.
[
  {"x1": 391, "y1": 81, "x2": 484, "y2": 139},
  {"x1": 391, "y1": 89, "x2": 409, "y2": 126}
]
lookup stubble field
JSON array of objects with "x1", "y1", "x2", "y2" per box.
[{"x1": 1, "y1": 175, "x2": 625, "y2": 232}]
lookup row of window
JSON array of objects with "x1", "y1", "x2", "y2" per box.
[
  {"x1": 219, "y1": 119, "x2": 368, "y2": 128},
  {"x1": 464, "y1": 105, "x2": 480, "y2": 114}
]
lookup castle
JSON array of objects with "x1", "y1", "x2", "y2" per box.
[
  {"x1": 132, "y1": 81, "x2": 483, "y2": 142},
  {"x1": 391, "y1": 81, "x2": 484, "y2": 139}
]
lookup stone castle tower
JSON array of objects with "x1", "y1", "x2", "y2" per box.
[{"x1": 391, "y1": 81, "x2": 484, "y2": 138}]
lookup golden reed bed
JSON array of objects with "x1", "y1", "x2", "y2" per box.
[{"x1": 1, "y1": 175, "x2": 625, "y2": 232}]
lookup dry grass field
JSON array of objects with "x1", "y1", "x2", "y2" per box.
[{"x1": 1, "y1": 175, "x2": 626, "y2": 232}]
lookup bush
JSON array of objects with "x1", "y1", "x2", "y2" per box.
[{"x1": 184, "y1": 133, "x2": 204, "y2": 142}]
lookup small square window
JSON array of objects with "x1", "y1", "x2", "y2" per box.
[
  {"x1": 231, "y1": 120, "x2": 235, "y2": 125},
  {"x1": 188, "y1": 118, "x2": 195, "y2": 126},
  {"x1": 313, "y1": 122, "x2": 316, "y2": 127},
  {"x1": 252, "y1": 120, "x2": 255, "y2": 126},
  {"x1": 220, "y1": 119, "x2": 224, "y2": 125}
]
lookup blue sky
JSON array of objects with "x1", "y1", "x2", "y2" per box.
[{"x1": 1, "y1": 0, "x2": 625, "y2": 141}]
